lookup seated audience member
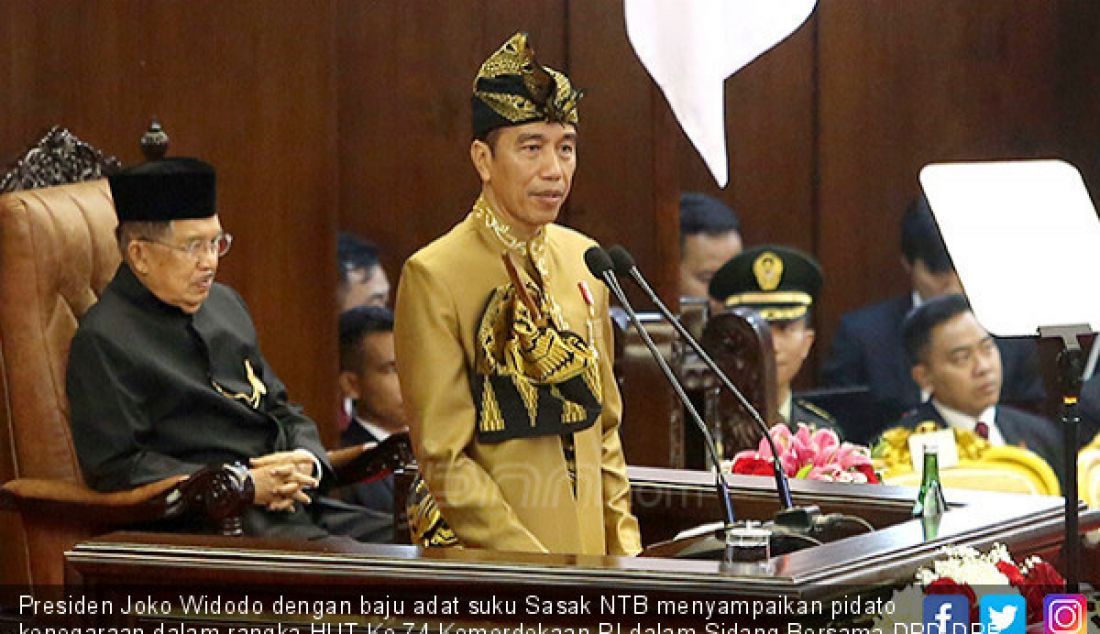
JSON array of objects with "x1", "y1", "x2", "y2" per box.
[
  {"x1": 66, "y1": 157, "x2": 391, "y2": 542},
  {"x1": 890, "y1": 294, "x2": 1063, "y2": 484},
  {"x1": 338, "y1": 305, "x2": 407, "y2": 514},
  {"x1": 679, "y1": 192, "x2": 743, "y2": 303},
  {"x1": 708, "y1": 245, "x2": 840, "y2": 434},
  {"x1": 338, "y1": 232, "x2": 391, "y2": 310},
  {"x1": 822, "y1": 195, "x2": 1044, "y2": 435},
  {"x1": 336, "y1": 232, "x2": 391, "y2": 429}
]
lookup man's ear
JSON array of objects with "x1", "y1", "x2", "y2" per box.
[
  {"x1": 912, "y1": 362, "x2": 931, "y2": 391},
  {"x1": 470, "y1": 140, "x2": 493, "y2": 183},
  {"x1": 127, "y1": 240, "x2": 151, "y2": 275},
  {"x1": 338, "y1": 371, "x2": 361, "y2": 401},
  {"x1": 799, "y1": 328, "x2": 816, "y2": 360}
]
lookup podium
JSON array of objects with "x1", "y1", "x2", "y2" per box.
[
  {"x1": 63, "y1": 466, "x2": 1097, "y2": 581},
  {"x1": 50, "y1": 467, "x2": 1097, "y2": 629}
]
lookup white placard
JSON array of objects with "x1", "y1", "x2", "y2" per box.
[
  {"x1": 919, "y1": 159, "x2": 1100, "y2": 337},
  {"x1": 908, "y1": 429, "x2": 960, "y2": 473}
]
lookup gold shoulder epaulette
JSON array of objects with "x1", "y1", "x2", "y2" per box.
[{"x1": 798, "y1": 399, "x2": 835, "y2": 421}]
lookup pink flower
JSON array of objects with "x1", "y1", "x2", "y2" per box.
[
  {"x1": 835, "y1": 443, "x2": 872, "y2": 470},
  {"x1": 726, "y1": 423, "x2": 878, "y2": 484}
]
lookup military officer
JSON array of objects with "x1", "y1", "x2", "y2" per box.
[{"x1": 709, "y1": 244, "x2": 840, "y2": 434}]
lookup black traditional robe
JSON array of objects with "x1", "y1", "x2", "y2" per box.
[{"x1": 67, "y1": 264, "x2": 388, "y2": 540}]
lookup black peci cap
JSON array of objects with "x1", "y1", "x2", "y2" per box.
[{"x1": 108, "y1": 157, "x2": 216, "y2": 223}]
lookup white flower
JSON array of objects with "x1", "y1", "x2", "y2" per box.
[
  {"x1": 873, "y1": 585, "x2": 924, "y2": 631},
  {"x1": 914, "y1": 543, "x2": 1011, "y2": 586}
]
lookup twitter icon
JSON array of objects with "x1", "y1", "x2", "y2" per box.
[{"x1": 981, "y1": 594, "x2": 1026, "y2": 634}]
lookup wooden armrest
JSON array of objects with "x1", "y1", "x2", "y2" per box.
[
  {"x1": 329, "y1": 431, "x2": 415, "y2": 486},
  {"x1": 0, "y1": 466, "x2": 254, "y2": 535}
]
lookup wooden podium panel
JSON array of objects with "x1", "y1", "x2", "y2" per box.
[
  {"x1": 28, "y1": 468, "x2": 1093, "y2": 634},
  {"x1": 60, "y1": 467, "x2": 1098, "y2": 600}
]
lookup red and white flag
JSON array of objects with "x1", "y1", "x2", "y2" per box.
[{"x1": 625, "y1": 0, "x2": 816, "y2": 188}]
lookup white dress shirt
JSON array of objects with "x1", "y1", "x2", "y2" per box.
[
  {"x1": 353, "y1": 416, "x2": 393, "y2": 443},
  {"x1": 930, "y1": 399, "x2": 1006, "y2": 446}
]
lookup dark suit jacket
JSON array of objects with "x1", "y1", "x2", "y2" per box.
[
  {"x1": 822, "y1": 294, "x2": 1046, "y2": 439},
  {"x1": 67, "y1": 264, "x2": 390, "y2": 541},
  {"x1": 340, "y1": 421, "x2": 396, "y2": 515},
  {"x1": 895, "y1": 400, "x2": 1064, "y2": 489}
]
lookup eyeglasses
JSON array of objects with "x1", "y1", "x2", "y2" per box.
[{"x1": 140, "y1": 233, "x2": 233, "y2": 260}]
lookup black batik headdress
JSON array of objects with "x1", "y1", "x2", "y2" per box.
[{"x1": 472, "y1": 32, "x2": 584, "y2": 139}]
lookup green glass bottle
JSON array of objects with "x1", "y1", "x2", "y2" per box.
[{"x1": 912, "y1": 445, "x2": 948, "y2": 518}]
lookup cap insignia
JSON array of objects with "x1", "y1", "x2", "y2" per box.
[{"x1": 753, "y1": 251, "x2": 783, "y2": 291}]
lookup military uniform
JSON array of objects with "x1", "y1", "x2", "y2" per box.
[
  {"x1": 787, "y1": 397, "x2": 840, "y2": 434},
  {"x1": 709, "y1": 245, "x2": 842, "y2": 436}
]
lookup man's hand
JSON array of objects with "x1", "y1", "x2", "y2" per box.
[
  {"x1": 248, "y1": 451, "x2": 319, "y2": 510},
  {"x1": 250, "y1": 449, "x2": 318, "y2": 478}
]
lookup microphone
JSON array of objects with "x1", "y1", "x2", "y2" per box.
[
  {"x1": 584, "y1": 246, "x2": 737, "y2": 530},
  {"x1": 607, "y1": 245, "x2": 819, "y2": 530}
]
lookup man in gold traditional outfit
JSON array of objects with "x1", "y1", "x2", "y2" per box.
[{"x1": 394, "y1": 32, "x2": 642, "y2": 555}]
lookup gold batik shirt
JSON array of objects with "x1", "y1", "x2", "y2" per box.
[{"x1": 394, "y1": 198, "x2": 641, "y2": 556}]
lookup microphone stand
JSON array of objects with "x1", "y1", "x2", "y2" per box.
[
  {"x1": 607, "y1": 247, "x2": 821, "y2": 528},
  {"x1": 585, "y1": 250, "x2": 737, "y2": 530}
]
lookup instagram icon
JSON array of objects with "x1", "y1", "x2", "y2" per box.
[{"x1": 1044, "y1": 594, "x2": 1087, "y2": 634}]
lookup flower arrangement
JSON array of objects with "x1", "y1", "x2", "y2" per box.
[
  {"x1": 727, "y1": 423, "x2": 880, "y2": 484},
  {"x1": 874, "y1": 543, "x2": 1065, "y2": 627},
  {"x1": 872, "y1": 420, "x2": 988, "y2": 472}
]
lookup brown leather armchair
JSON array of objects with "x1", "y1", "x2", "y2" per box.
[
  {"x1": 1, "y1": 178, "x2": 260, "y2": 586},
  {"x1": 0, "y1": 177, "x2": 413, "y2": 586}
]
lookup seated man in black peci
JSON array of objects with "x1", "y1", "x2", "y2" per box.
[{"x1": 66, "y1": 157, "x2": 392, "y2": 542}]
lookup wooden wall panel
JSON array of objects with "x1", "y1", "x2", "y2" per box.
[
  {"x1": 678, "y1": 16, "x2": 818, "y2": 253},
  {"x1": 0, "y1": 0, "x2": 340, "y2": 443},
  {"x1": 336, "y1": 1, "x2": 568, "y2": 284},
  {"x1": 674, "y1": 14, "x2": 818, "y2": 389},
  {"x1": 1055, "y1": 1, "x2": 1100, "y2": 211},
  {"x1": 568, "y1": 1, "x2": 682, "y2": 466},
  {"x1": 814, "y1": 1, "x2": 1083, "y2": 379},
  {"x1": 567, "y1": 0, "x2": 680, "y2": 304}
]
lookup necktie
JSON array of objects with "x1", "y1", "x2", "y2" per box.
[{"x1": 975, "y1": 421, "x2": 990, "y2": 440}]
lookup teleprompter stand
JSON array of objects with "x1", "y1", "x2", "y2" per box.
[
  {"x1": 921, "y1": 158, "x2": 1100, "y2": 591},
  {"x1": 1038, "y1": 325, "x2": 1090, "y2": 591}
]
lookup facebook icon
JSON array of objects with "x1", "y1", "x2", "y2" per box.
[{"x1": 924, "y1": 595, "x2": 970, "y2": 634}]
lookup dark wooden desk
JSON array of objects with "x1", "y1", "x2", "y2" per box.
[{"x1": 36, "y1": 468, "x2": 1100, "y2": 629}]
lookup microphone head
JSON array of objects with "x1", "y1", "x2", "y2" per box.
[
  {"x1": 583, "y1": 245, "x2": 615, "y2": 279},
  {"x1": 607, "y1": 245, "x2": 636, "y2": 275}
]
